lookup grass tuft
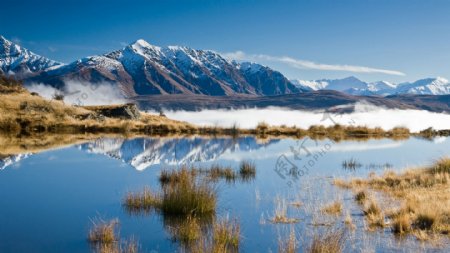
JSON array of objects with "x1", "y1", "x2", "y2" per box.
[
  {"x1": 308, "y1": 229, "x2": 346, "y2": 253},
  {"x1": 321, "y1": 201, "x2": 343, "y2": 215},
  {"x1": 239, "y1": 160, "x2": 256, "y2": 181}
]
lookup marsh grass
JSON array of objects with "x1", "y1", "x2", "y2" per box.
[
  {"x1": 278, "y1": 228, "x2": 298, "y2": 253},
  {"x1": 88, "y1": 218, "x2": 119, "y2": 245},
  {"x1": 213, "y1": 217, "x2": 240, "y2": 251},
  {"x1": 87, "y1": 218, "x2": 138, "y2": 253},
  {"x1": 207, "y1": 165, "x2": 237, "y2": 183},
  {"x1": 321, "y1": 201, "x2": 343, "y2": 216},
  {"x1": 272, "y1": 197, "x2": 299, "y2": 224},
  {"x1": 335, "y1": 157, "x2": 450, "y2": 238},
  {"x1": 354, "y1": 190, "x2": 367, "y2": 205},
  {"x1": 239, "y1": 160, "x2": 256, "y2": 181},
  {"x1": 308, "y1": 229, "x2": 346, "y2": 253},
  {"x1": 168, "y1": 215, "x2": 202, "y2": 244},
  {"x1": 124, "y1": 167, "x2": 216, "y2": 216},
  {"x1": 160, "y1": 171, "x2": 216, "y2": 216}
]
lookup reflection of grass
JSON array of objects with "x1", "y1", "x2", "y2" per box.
[
  {"x1": 213, "y1": 217, "x2": 240, "y2": 251},
  {"x1": 335, "y1": 157, "x2": 450, "y2": 239},
  {"x1": 278, "y1": 228, "x2": 298, "y2": 253},
  {"x1": 341, "y1": 158, "x2": 362, "y2": 170},
  {"x1": 167, "y1": 215, "x2": 202, "y2": 244}
]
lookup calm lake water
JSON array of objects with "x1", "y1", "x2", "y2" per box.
[{"x1": 0, "y1": 136, "x2": 449, "y2": 252}]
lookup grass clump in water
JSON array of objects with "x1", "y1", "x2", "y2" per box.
[
  {"x1": 321, "y1": 201, "x2": 343, "y2": 216},
  {"x1": 278, "y1": 228, "x2": 298, "y2": 253},
  {"x1": 123, "y1": 187, "x2": 160, "y2": 214},
  {"x1": 88, "y1": 218, "x2": 119, "y2": 245},
  {"x1": 307, "y1": 229, "x2": 346, "y2": 253},
  {"x1": 124, "y1": 167, "x2": 216, "y2": 216},
  {"x1": 87, "y1": 218, "x2": 138, "y2": 253},
  {"x1": 161, "y1": 168, "x2": 216, "y2": 216},
  {"x1": 239, "y1": 160, "x2": 256, "y2": 181},
  {"x1": 354, "y1": 190, "x2": 367, "y2": 205}
]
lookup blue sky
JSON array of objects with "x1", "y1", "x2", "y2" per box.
[{"x1": 1, "y1": 0, "x2": 450, "y2": 82}]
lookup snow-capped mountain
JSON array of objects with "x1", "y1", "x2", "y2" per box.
[
  {"x1": 79, "y1": 137, "x2": 279, "y2": 171},
  {"x1": 25, "y1": 38, "x2": 301, "y2": 96},
  {"x1": 0, "y1": 36, "x2": 62, "y2": 77},
  {"x1": 396, "y1": 77, "x2": 450, "y2": 95},
  {"x1": 291, "y1": 76, "x2": 367, "y2": 92},
  {"x1": 292, "y1": 76, "x2": 450, "y2": 96}
]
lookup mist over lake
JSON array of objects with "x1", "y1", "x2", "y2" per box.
[{"x1": 159, "y1": 104, "x2": 450, "y2": 132}]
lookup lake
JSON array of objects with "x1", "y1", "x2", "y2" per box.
[{"x1": 0, "y1": 136, "x2": 449, "y2": 252}]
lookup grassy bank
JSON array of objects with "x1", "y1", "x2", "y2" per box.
[
  {"x1": 334, "y1": 157, "x2": 450, "y2": 240},
  {"x1": 0, "y1": 77, "x2": 448, "y2": 140}
]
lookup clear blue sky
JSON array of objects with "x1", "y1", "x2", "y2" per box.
[{"x1": 1, "y1": 0, "x2": 450, "y2": 83}]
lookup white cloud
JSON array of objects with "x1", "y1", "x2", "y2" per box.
[
  {"x1": 222, "y1": 51, "x2": 405, "y2": 76},
  {"x1": 26, "y1": 80, "x2": 127, "y2": 106},
  {"x1": 157, "y1": 103, "x2": 450, "y2": 132}
]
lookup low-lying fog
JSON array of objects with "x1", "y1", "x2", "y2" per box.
[{"x1": 157, "y1": 103, "x2": 450, "y2": 132}]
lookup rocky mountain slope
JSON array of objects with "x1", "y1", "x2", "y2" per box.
[{"x1": 0, "y1": 36, "x2": 301, "y2": 97}]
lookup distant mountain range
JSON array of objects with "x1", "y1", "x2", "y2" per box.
[
  {"x1": 1, "y1": 35, "x2": 449, "y2": 98},
  {"x1": 291, "y1": 76, "x2": 450, "y2": 96}
]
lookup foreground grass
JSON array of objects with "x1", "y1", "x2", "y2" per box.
[
  {"x1": 334, "y1": 157, "x2": 450, "y2": 239},
  {"x1": 87, "y1": 218, "x2": 137, "y2": 253},
  {"x1": 125, "y1": 167, "x2": 216, "y2": 216}
]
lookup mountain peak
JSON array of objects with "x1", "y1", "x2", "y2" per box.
[
  {"x1": 0, "y1": 35, "x2": 62, "y2": 76},
  {"x1": 133, "y1": 39, "x2": 152, "y2": 47}
]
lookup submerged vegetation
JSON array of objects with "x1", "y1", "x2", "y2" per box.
[{"x1": 334, "y1": 157, "x2": 450, "y2": 239}]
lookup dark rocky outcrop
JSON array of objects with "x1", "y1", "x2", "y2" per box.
[{"x1": 83, "y1": 103, "x2": 141, "y2": 120}]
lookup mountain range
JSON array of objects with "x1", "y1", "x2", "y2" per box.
[
  {"x1": 0, "y1": 36, "x2": 301, "y2": 97},
  {"x1": 291, "y1": 76, "x2": 450, "y2": 96},
  {"x1": 1, "y1": 35, "x2": 449, "y2": 97}
]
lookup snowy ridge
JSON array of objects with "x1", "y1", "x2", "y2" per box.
[
  {"x1": 292, "y1": 76, "x2": 450, "y2": 96},
  {"x1": 79, "y1": 137, "x2": 278, "y2": 171},
  {"x1": 0, "y1": 36, "x2": 62, "y2": 77}
]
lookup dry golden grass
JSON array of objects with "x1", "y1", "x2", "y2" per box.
[
  {"x1": 278, "y1": 228, "x2": 298, "y2": 253},
  {"x1": 124, "y1": 167, "x2": 216, "y2": 216},
  {"x1": 87, "y1": 218, "x2": 138, "y2": 253},
  {"x1": 321, "y1": 201, "x2": 343, "y2": 216},
  {"x1": 307, "y1": 229, "x2": 346, "y2": 253},
  {"x1": 88, "y1": 218, "x2": 119, "y2": 245},
  {"x1": 335, "y1": 157, "x2": 450, "y2": 239},
  {"x1": 271, "y1": 197, "x2": 299, "y2": 224}
]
